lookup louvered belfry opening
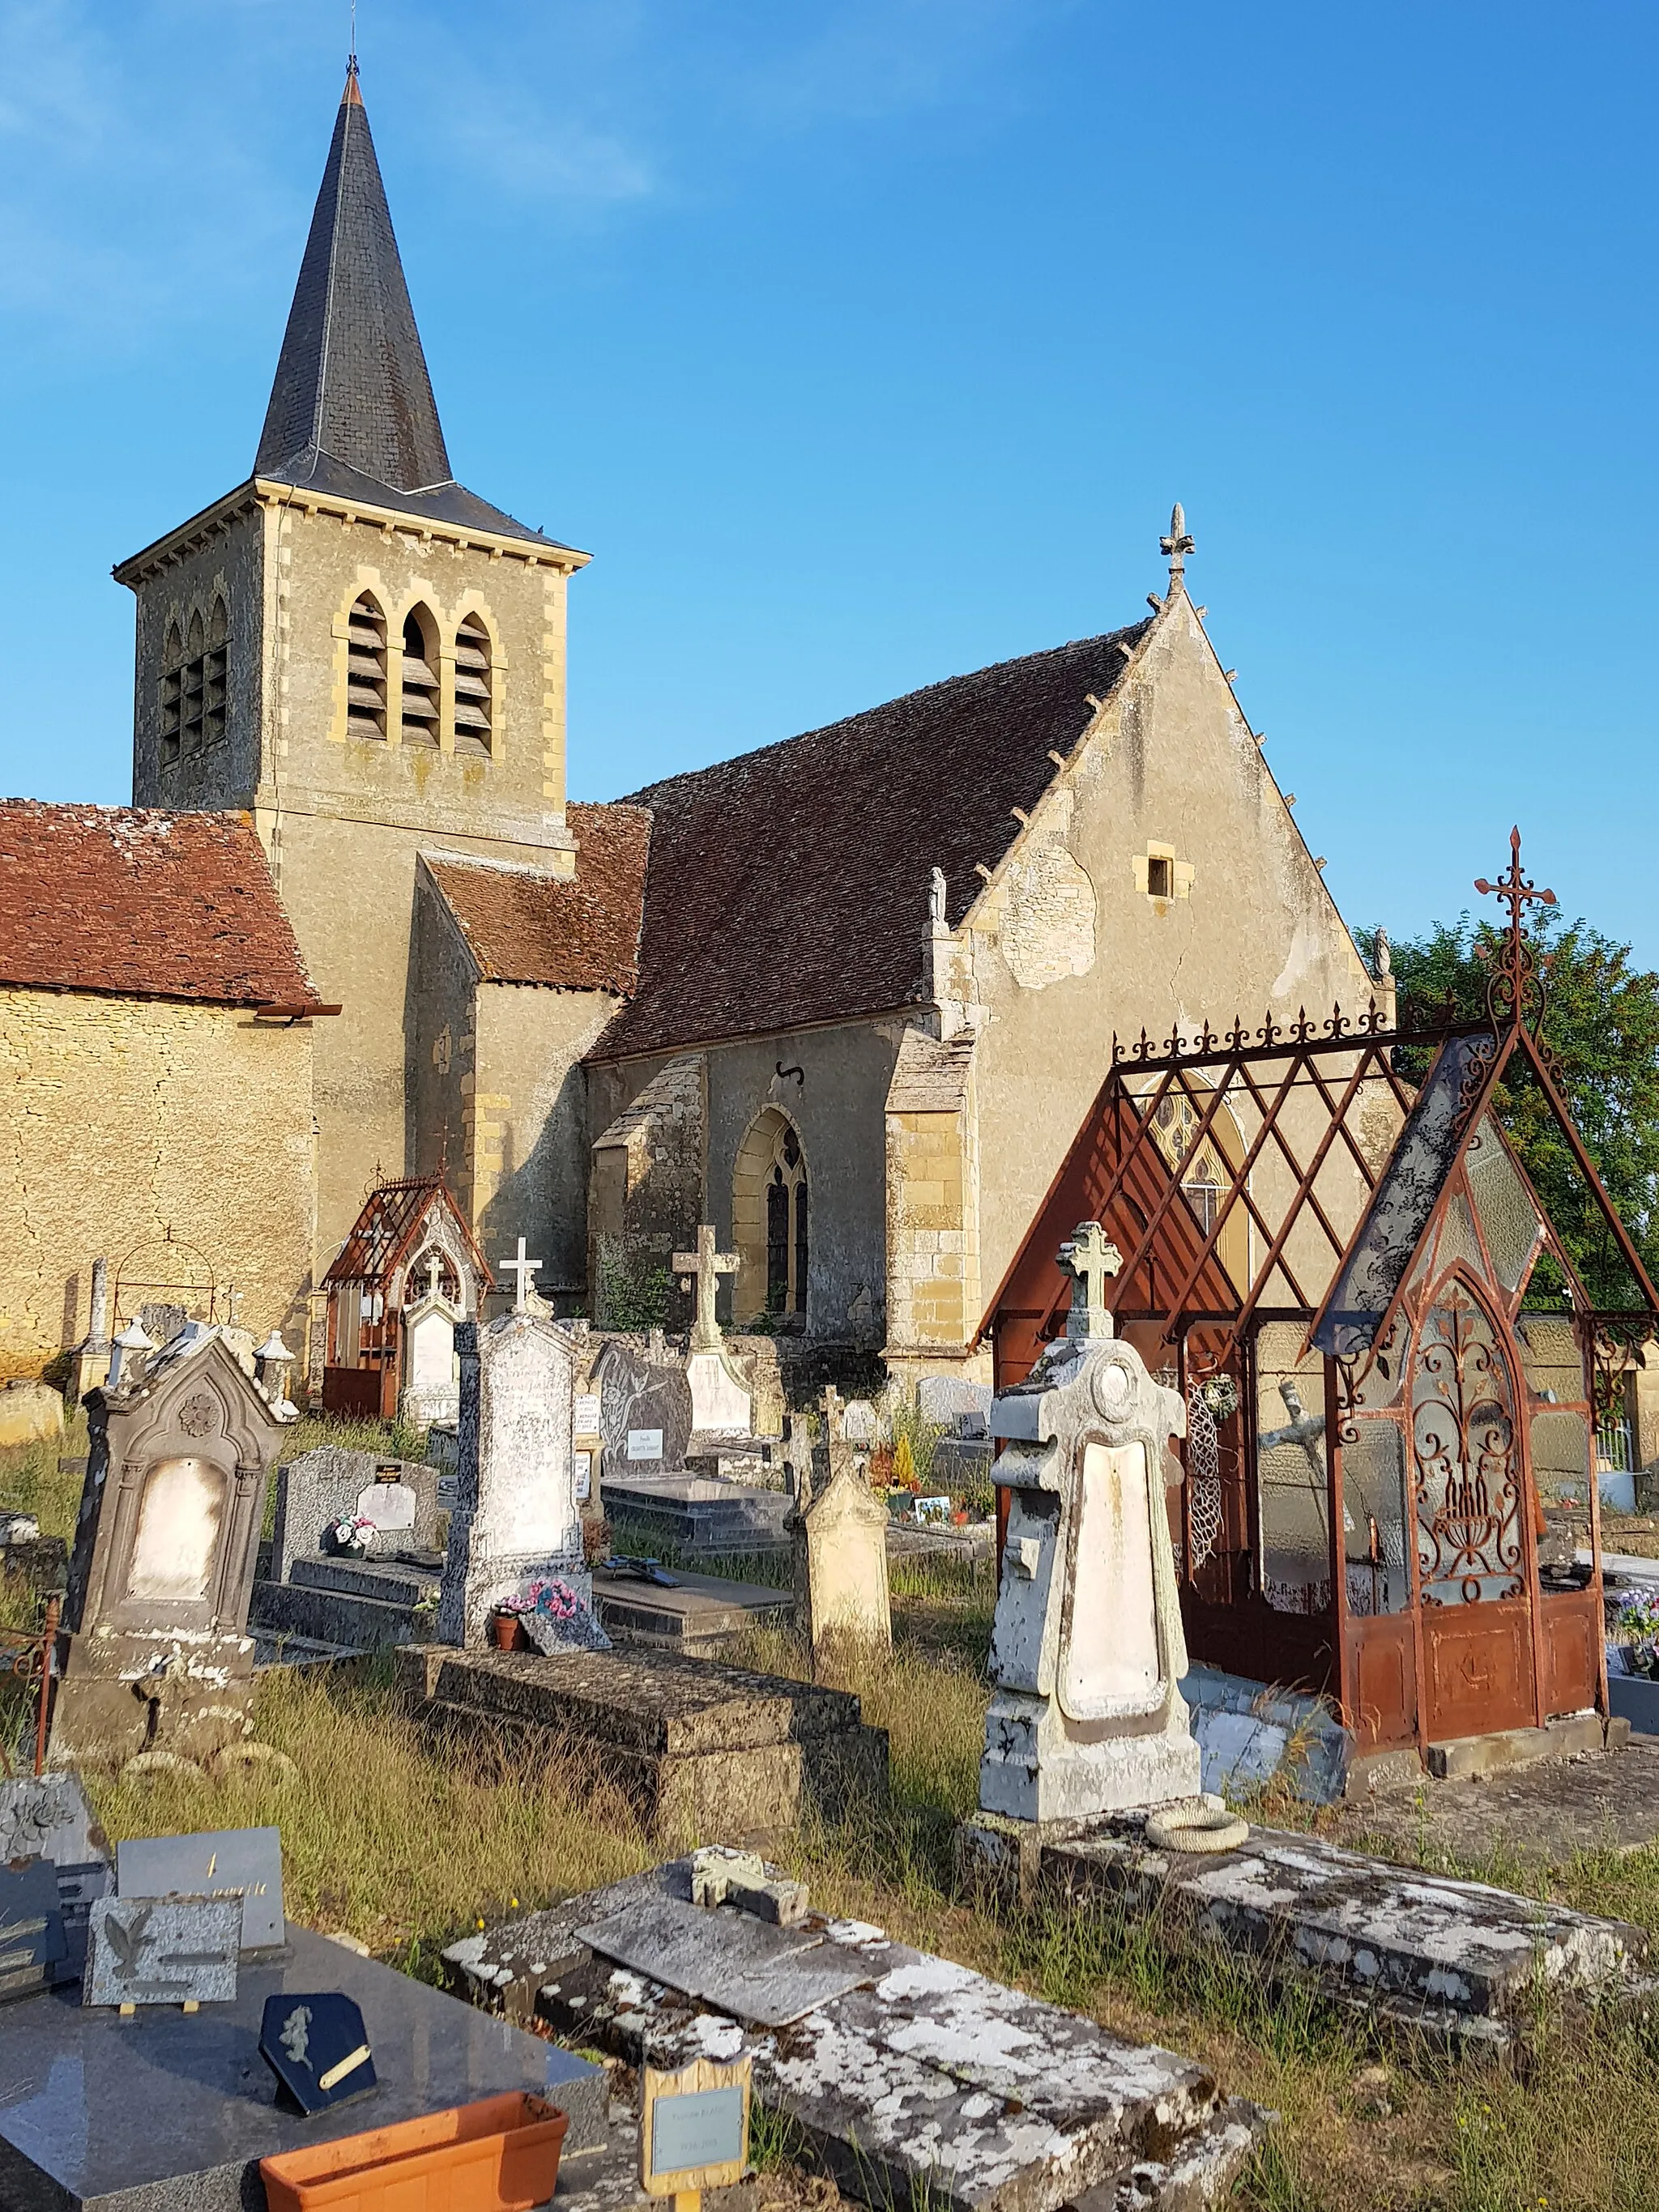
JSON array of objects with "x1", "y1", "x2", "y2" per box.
[
  {"x1": 181, "y1": 612, "x2": 207, "y2": 752},
  {"x1": 160, "y1": 624, "x2": 184, "y2": 764},
  {"x1": 204, "y1": 597, "x2": 228, "y2": 747},
  {"x1": 452, "y1": 612, "x2": 493, "y2": 757},
  {"x1": 346, "y1": 594, "x2": 388, "y2": 739},
  {"x1": 400, "y1": 607, "x2": 440, "y2": 746}
]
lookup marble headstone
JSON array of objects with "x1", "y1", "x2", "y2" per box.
[
  {"x1": 979, "y1": 1223, "x2": 1201, "y2": 1824},
  {"x1": 595, "y1": 1339, "x2": 693, "y2": 1484},
  {"x1": 437, "y1": 1312, "x2": 593, "y2": 1647}
]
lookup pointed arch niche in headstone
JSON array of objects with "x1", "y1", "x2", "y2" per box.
[{"x1": 979, "y1": 1225, "x2": 1201, "y2": 1824}]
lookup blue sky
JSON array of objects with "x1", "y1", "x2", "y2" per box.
[{"x1": 0, "y1": 1, "x2": 1653, "y2": 960}]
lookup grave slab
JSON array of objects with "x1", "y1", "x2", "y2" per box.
[
  {"x1": 444, "y1": 1860, "x2": 1268, "y2": 2212},
  {"x1": 958, "y1": 1809, "x2": 1649, "y2": 2047},
  {"x1": 0, "y1": 1924, "x2": 607, "y2": 2212},
  {"x1": 253, "y1": 1552, "x2": 441, "y2": 1654},
  {"x1": 591, "y1": 1566, "x2": 791, "y2": 1658},
  {"x1": 601, "y1": 1473, "x2": 792, "y2": 1559},
  {"x1": 395, "y1": 1644, "x2": 886, "y2": 1842}
]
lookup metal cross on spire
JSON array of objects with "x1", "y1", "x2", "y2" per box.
[
  {"x1": 673, "y1": 1224, "x2": 739, "y2": 1352},
  {"x1": 1474, "y1": 826, "x2": 1556, "y2": 1036},
  {"x1": 1060, "y1": 1221, "x2": 1122, "y2": 1343},
  {"x1": 1159, "y1": 502, "x2": 1195, "y2": 587},
  {"x1": 497, "y1": 1237, "x2": 543, "y2": 1313}
]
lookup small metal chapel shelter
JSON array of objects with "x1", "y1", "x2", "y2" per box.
[
  {"x1": 320, "y1": 1176, "x2": 492, "y2": 1418},
  {"x1": 983, "y1": 835, "x2": 1659, "y2": 1762}
]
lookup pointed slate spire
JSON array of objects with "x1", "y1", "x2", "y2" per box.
[{"x1": 256, "y1": 63, "x2": 451, "y2": 493}]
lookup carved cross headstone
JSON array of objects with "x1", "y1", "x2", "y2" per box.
[
  {"x1": 497, "y1": 1238, "x2": 542, "y2": 1314},
  {"x1": 1060, "y1": 1221, "x2": 1122, "y2": 1344},
  {"x1": 673, "y1": 1225, "x2": 739, "y2": 1353},
  {"x1": 424, "y1": 1251, "x2": 445, "y2": 1301}
]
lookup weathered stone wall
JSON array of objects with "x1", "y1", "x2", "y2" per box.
[
  {"x1": 0, "y1": 987, "x2": 317, "y2": 1381},
  {"x1": 588, "y1": 1054, "x2": 705, "y2": 1328},
  {"x1": 128, "y1": 499, "x2": 266, "y2": 813},
  {"x1": 883, "y1": 1028, "x2": 986, "y2": 1381}
]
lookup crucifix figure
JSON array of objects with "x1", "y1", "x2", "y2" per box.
[
  {"x1": 1060, "y1": 1221, "x2": 1122, "y2": 1345},
  {"x1": 672, "y1": 1224, "x2": 739, "y2": 1352},
  {"x1": 497, "y1": 1237, "x2": 542, "y2": 1314}
]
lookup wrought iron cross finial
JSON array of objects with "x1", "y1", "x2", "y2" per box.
[
  {"x1": 1159, "y1": 502, "x2": 1195, "y2": 585},
  {"x1": 1060, "y1": 1221, "x2": 1122, "y2": 1344},
  {"x1": 1473, "y1": 826, "x2": 1556, "y2": 1037}
]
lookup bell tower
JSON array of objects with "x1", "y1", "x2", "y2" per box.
[{"x1": 116, "y1": 62, "x2": 589, "y2": 1264}]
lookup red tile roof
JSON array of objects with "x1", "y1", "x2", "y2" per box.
[
  {"x1": 0, "y1": 802, "x2": 324, "y2": 1008},
  {"x1": 424, "y1": 801, "x2": 650, "y2": 995},
  {"x1": 591, "y1": 625, "x2": 1149, "y2": 1060}
]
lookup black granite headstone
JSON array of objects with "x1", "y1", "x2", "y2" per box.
[
  {"x1": 259, "y1": 1990, "x2": 377, "y2": 2116},
  {"x1": 595, "y1": 1340, "x2": 693, "y2": 1484},
  {"x1": 117, "y1": 1824, "x2": 284, "y2": 1951},
  {"x1": 0, "y1": 1856, "x2": 70, "y2": 2002}
]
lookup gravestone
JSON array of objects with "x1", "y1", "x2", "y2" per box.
[
  {"x1": 674, "y1": 1226, "x2": 753, "y2": 1435},
  {"x1": 53, "y1": 1328, "x2": 287, "y2": 1768},
  {"x1": 117, "y1": 1825, "x2": 284, "y2": 1952},
  {"x1": 0, "y1": 1773, "x2": 106, "y2": 1868},
  {"x1": 437, "y1": 1311, "x2": 593, "y2": 1648},
  {"x1": 399, "y1": 1251, "x2": 463, "y2": 1427},
  {"x1": 595, "y1": 1337, "x2": 693, "y2": 1484},
  {"x1": 791, "y1": 1389, "x2": 891, "y2": 1655},
  {"x1": 978, "y1": 1223, "x2": 1202, "y2": 1823},
  {"x1": 84, "y1": 1894, "x2": 241, "y2": 2008},
  {"x1": 269, "y1": 1450, "x2": 441, "y2": 1583}
]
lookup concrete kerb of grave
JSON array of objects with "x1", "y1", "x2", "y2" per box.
[
  {"x1": 957, "y1": 1807, "x2": 1653, "y2": 2055},
  {"x1": 442, "y1": 1855, "x2": 1270, "y2": 2212}
]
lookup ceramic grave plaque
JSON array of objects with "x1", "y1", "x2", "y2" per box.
[
  {"x1": 355, "y1": 1476, "x2": 417, "y2": 1537},
  {"x1": 260, "y1": 1990, "x2": 377, "y2": 2116},
  {"x1": 979, "y1": 1223, "x2": 1202, "y2": 1824},
  {"x1": 437, "y1": 1312, "x2": 595, "y2": 1647},
  {"x1": 85, "y1": 1893, "x2": 241, "y2": 2007},
  {"x1": 0, "y1": 1858, "x2": 70, "y2": 2001},
  {"x1": 117, "y1": 1825, "x2": 284, "y2": 1951}
]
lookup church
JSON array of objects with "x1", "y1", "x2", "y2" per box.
[{"x1": 2, "y1": 65, "x2": 1377, "y2": 1391}]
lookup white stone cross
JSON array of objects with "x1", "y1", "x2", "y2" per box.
[
  {"x1": 673, "y1": 1224, "x2": 739, "y2": 1352},
  {"x1": 498, "y1": 1237, "x2": 543, "y2": 1313},
  {"x1": 1060, "y1": 1221, "x2": 1122, "y2": 1344},
  {"x1": 424, "y1": 1251, "x2": 446, "y2": 1302}
]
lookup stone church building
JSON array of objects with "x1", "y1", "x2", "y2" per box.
[{"x1": 11, "y1": 66, "x2": 1379, "y2": 1387}]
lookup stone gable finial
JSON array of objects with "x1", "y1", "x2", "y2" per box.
[{"x1": 1158, "y1": 502, "x2": 1195, "y2": 588}]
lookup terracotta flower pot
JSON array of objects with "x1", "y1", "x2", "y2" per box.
[
  {"x1": 490, "y1": 1611, "x2": 524, "y2": 1652},
  {"x1": 262, "y1": 2091, "x2": 568, "y2": 2212}
]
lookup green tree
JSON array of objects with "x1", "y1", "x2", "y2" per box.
[{"x1": 1360, "y1": 911, "x2": 1659, "y2": 1306}]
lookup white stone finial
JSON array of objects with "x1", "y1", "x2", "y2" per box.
[
  {"x1": 254, "y1": 1329, "x2": 292, "y2": 1366},
  {"x1": 498, "y1": 1237, "x2": 543, "y2": 1313},
  {"x1": 107, "y1": 1317, "x2": 156, "y2": 1392},
  {"x1": 1158, "y1": 501, "x2": 1195, "y2": 586},
  {"x1": 1060, "y1": 1221, "x2": 1121, "y2": 1344}
]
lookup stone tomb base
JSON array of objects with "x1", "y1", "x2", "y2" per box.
[
  {"x1": 252, "y1": 1552, "x2": 443, "y2": 1654},
  {"x1": 958, "y1": 1809, "x2": 1649, "y2": 2050},
  {"x1": 444, "y1": 1856, "x2": 1268, "y2": 2212},
  {"x1": 396, "y1": 1644, "x2": 886, "y2": 1842},
  {"x1": 0, "y1": 1923, "x2": 607, "y2": 2212},
  {"x1": 600, "y1": 1471, "x2": 792, "y2": 1558},
  {"x1": 591, "y1": 1565, "x2": 791, "y2": 1657}
]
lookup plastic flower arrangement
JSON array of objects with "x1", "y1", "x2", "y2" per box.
[
  {"x1": 328, "y1": 1515, "x2": 376, "y2": 1554},
  {"x1": 1616, "y1": 1590, "x2": 1659, "y2": 1679},
  {"x1": 527, "y1": 1576, "x2": 579, "y2": 1622},
  {"x1": 1196, "y1": 1375, "x2": 1240, "y2": 1422}
]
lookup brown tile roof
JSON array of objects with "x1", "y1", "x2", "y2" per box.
[
  {"x1": 591, "y1": 624, "x2": 1150, "y2": 1060},
  {"x1": 424, "y1": 801, "x2": 651, "y2": 994},
  {"x1": 0, "y1": 801, "x2": 324, "y2": 1008}
]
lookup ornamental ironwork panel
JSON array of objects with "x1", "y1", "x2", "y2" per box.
[{"x1": 1411, "y1": 1284, "x2": 1525, "y2": 1605}]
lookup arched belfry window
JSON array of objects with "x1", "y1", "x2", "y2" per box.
[
  {"x1": 204, "y1": 596, "x2": 228, "y2": 747},
  {"x1": 346, "y1": 594, "x2": 388, "y2": 739},
  {"x1": 182, "y1": 611, "x2": 206, "y2": 752},
  {"x1": 452, "y1": 612, "x2": 493, "y2": 757},
  {"x1": 400, "y1": 607, "x2": 440, "y2": 747},
  {"x1": 160, "y1": 621, "x2": 184, "y2": 765}
]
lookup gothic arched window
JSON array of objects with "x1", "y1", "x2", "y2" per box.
[
  {"x1": 452, "y1": 612, "x2": 493, "y2": 757},
  {"x1": 160, "y1": 621, "x2": 184, "y2": 765},
  {"x1": 400, "y1": 606, "x2": 440, "y2": 747},
  {"x1": 204, "y1": 595, "x2": 228, "y2": 747},
  {"x1": 734, "y1": 1109, "x2": 810, "y2": 1325},
  {"x1": 346, "y1": 594, "x2": 388, "y2": 739},
  {"x1": 182, "y1": 611, "x2": 206, "y2": 752}
]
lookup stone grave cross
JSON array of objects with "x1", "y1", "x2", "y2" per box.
[
  {"x1": 424, "y1": 1251, "x2": 445, "y2": 1301},
  {"x1": 497, "y1": 1238, "x2": 542, "y2": 1313},
  {"x1": 1060, "y1": 1221, "x2": 1122, "y2": 1344},
  {"x1": 673, "y1": 1224, "x2": 739, "y2": 1353}
]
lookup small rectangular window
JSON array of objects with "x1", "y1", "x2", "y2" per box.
[{"x1": 1147, "y1": 854, "x2": 1174, "y2": 900}]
